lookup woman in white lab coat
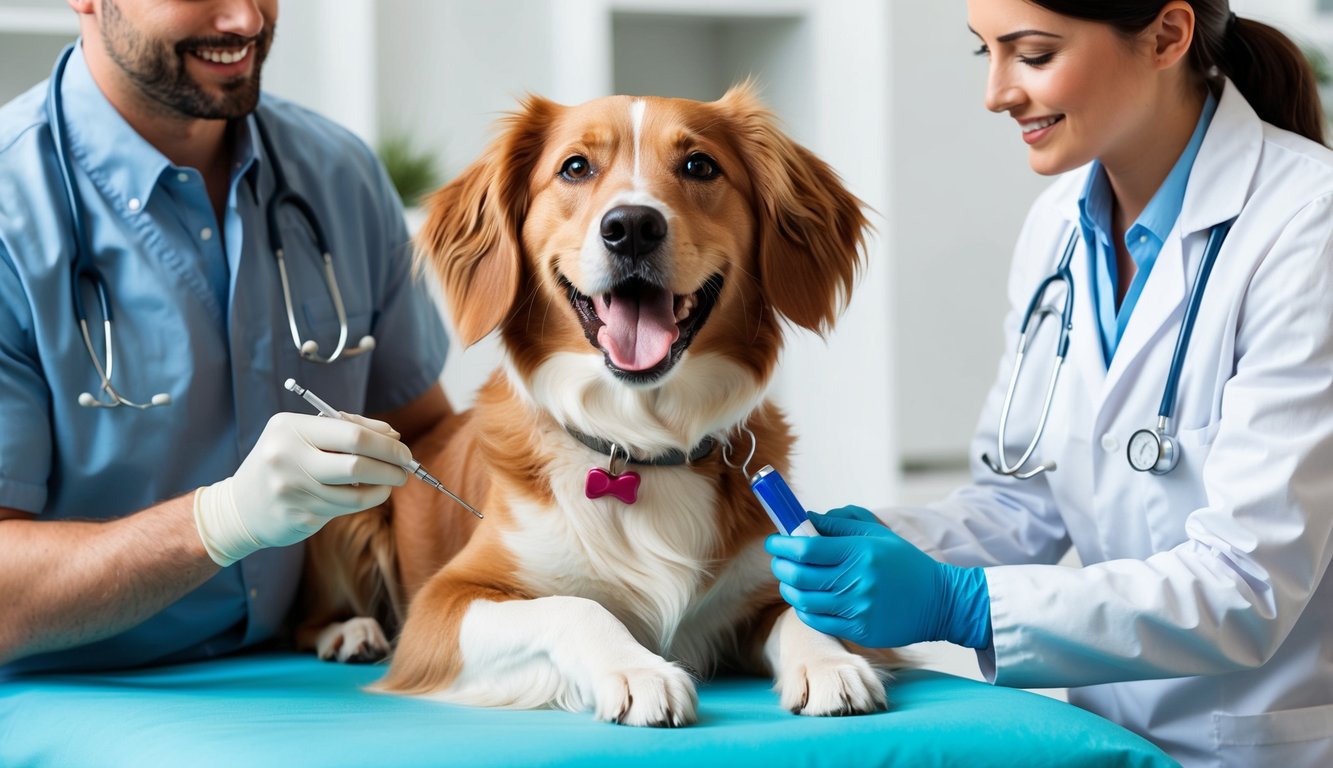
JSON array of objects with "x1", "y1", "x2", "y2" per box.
[{"x1": 766, "y1": 1, "x2": 1333, "y2": 765}]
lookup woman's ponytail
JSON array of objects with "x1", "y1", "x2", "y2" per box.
[{"x1": 1198, "y1": 14, "x2": 1326, "y2": 146}]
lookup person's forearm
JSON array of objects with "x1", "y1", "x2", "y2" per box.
[{"x1": 0, "y1": 493, "x2": 220, "y2": 664}]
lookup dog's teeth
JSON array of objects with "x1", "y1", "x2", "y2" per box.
[
  {"x1": 674, "y1": 295, "x2": 696, "y2": 322},
  {"x1": 674, "y1": 300, "x2": 691, "y2": 321}
]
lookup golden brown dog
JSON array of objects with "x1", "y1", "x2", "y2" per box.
[{"x1": 300, "y1": 83, "x2": 887, "y2": 726}]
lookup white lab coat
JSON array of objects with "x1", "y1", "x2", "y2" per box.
[{"x1": 888, "y1": 81, "x2": 1333, "y2": 767}]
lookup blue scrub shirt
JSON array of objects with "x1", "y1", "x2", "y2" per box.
[{"x1": 0, "y1": 44, "x2": 449, "y2": 674}]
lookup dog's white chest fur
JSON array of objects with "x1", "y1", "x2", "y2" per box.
[{"x1": 505, "y1": 455, "x2": 720, "y2": 653}]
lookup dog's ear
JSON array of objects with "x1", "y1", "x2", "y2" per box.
[
  {"x1": 717, "y1": 83, "x2": 869, "y2": 335},
  {"x1": 417, "y1": 96, "x2": 558, "y2": 346}
]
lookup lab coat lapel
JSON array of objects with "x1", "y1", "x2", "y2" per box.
[
  {"x1": 1102, "y1": 235, "x2": 1187, "y2": 396},
  {"x1": 1101, "y1": 79, "x2": 1259, "y2": 401}
]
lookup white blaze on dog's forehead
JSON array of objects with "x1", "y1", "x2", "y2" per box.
[{"x1": 630, "y1": 99, "x2": 647, "y2": 183}]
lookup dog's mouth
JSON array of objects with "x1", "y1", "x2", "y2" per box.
[{"x1": 562, "y1": 273, "x2": 724, "y2": 383}]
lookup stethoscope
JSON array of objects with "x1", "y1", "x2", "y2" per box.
[
  {"x1": 48, "y1": 44, "x2": 375, "y2": 411},
  {"x1": 982, "y1": 218, "x2": 1232, "y2": 478}
]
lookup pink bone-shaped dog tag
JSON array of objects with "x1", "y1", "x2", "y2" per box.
[{"x1": 585, "y1": 466, "x2": 641, "y2": 504}]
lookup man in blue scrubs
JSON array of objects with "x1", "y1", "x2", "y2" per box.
[{"x1": 0, "y1": 0, "x2": 451, "y2": 674}]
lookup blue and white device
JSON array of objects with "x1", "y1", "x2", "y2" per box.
[{"x1": 750, "y1": 465, "x2": 818, "y2": 537}]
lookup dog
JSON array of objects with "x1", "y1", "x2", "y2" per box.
[{"x1": 298, "y1": 83, "x2": 889, "y2": 726}]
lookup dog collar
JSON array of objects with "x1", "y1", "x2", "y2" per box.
[{"x1": 566, "y1": 428, "x2": 717, "y2": 466}]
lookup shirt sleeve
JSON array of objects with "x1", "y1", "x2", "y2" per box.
[
  {"x1": 984, "y1": 193, "x2": 1333, "y2": 688},
  {"x1": 361, "y1": 155, "x2": 450, "y2": 414},
  {"x1": 0, "y1": 239, "x2": 52, "y2": 512}
]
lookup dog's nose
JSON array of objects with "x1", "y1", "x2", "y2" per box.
[{"x1": 601, "y1": 205, "x2": 667, "y2": 259}]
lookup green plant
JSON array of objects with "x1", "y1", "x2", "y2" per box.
[
  {"x1": 377, "y1": 132, "x2": 443, "y2": 207},
  {"x1": 1303, "y1": 45, "x2": 1332, "y2": 87}
]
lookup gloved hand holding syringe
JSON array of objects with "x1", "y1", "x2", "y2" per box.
[{"x1": 284, "y1": 378, "x2": 482, "y2": 520}]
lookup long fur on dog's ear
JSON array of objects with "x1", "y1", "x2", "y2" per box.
[
  {"x1": 717, "y1": 82, "x2": 869, "y2": 335},
  {"x1": 417, "y1": 96, "x2": 560, "y2": 346}
]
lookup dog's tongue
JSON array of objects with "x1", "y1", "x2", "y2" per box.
[{"x1": 594, "y1": 286, "x2": 679, "y2": 371}]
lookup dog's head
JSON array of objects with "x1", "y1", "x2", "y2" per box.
[{"x1": 419, "y1": 84, "x2": 867, "y2": 446}]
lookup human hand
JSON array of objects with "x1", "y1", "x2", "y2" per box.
[
  {"x1": 765, "y1": 506, "x2": 992, "y2": 649},
  {"x1": 193, "y1": 411, "x2": 412, "y2": 566}
]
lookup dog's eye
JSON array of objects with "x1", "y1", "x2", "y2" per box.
[
  {"x1": 560, "y1": 155, "x2": 593, "y2": 181},
  {"x1": 682, "y1": 153, "x2": 720, "y2": 180}
]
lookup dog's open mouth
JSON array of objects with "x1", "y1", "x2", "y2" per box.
[{"x1": 562, "y1": 274, "x2": 724, "y2": 382}]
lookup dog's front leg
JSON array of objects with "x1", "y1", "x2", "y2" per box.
[
  {"x1": 763, "y1": 606, "x2": 888, "y2": 716},
  {"x1": 382, "y1": 593, "x2": 698, "y2": 726}
]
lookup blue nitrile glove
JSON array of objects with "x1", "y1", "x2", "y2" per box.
[{"x1": 765, "y1": 506, "x2": 993, "y2": 649}]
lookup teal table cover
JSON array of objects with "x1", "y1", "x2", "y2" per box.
[{"x1": 0, "y1": 653, "x2": 1176, "y2": 767}]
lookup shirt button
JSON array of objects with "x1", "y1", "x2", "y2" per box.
[
  {"x1": 1101, "y1": 434, "x2": 1119, "y2": 453},
  {"x1": 1138, "y1": 234, "x2": 1148, "y2": 244},
  {"x1": 127, "y1": 198, "x2": 141, "y2": 212},
  {"x1": 249, "y1": 588, "x2": 259, "y2": 600},
  {"x1": 177, "y1": 172, "x2": 190, "y2": 183},
  {"x1": 200, "y1": 227, "x2": 214, "y2": 241}
]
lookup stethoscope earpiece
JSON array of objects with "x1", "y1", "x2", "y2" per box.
[{"x1": 297, "y1": 335, "x2": 375, "y2": 362}]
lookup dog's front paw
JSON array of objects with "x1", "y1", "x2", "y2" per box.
[
  {"x1": 593, "y1": 660, "x2": 698, "y2": 727},
  {"x1": 780, "y1": 653, "x2": 887, "y2": 716},
  {"x1": 315, "y1": 617, "x2": 390, "y2": 664}
]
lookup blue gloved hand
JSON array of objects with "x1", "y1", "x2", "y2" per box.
[{"x1": 765, "y1": 505, "x2": 993, "y2": 649}]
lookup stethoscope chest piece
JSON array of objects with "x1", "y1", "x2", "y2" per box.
[{"x1": 1127, "y1": 426, "x2": 1178, "y2": 474}]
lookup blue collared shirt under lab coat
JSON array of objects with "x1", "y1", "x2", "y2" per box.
[
  {"x1": 0, "y1": 45, "x2": 449, "y2": 674},
  {"x1": 1079, "y1": 92, "x2": 1218, "y2": 365}
]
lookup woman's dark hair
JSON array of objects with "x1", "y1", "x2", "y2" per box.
[{"x1": 1029, "y1": 1, "x2": 1326, "y2": 146}]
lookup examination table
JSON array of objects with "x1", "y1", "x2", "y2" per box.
[{"x1": 0, "y1": 652, "x2": 1176, "y2": 766}]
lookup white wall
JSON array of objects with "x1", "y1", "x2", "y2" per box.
[
  {"x1": 888, "y1": 2, "x2": 1049, "y2": 468},
  {"x1": 0, "y1": 1, "x2": 77, "y2": 106},
  {"x1": 267, "y1": 0, "x2": 378, "y2": 144}
]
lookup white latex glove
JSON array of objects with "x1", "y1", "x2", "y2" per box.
[{"x1": 193, "y1": 411, "x2": 412, "y2": 566}]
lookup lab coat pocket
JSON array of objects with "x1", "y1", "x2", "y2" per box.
[
  {"x1": 1172, "y1": 421, "x2": 1220, "y2": 480},
  {"x1": 1144, "y1": 421, "x2": 1219, "y2": 552},
  {"x1": 1214, "y1": 703, "x2": 1333, "y2": 767}
]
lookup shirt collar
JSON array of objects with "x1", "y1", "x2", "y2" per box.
[
  {"x1": 1133, "y1": 90, "x2": 1218, "y2": 244},
  {"x1": 60, "y1": 42, "x2": 265, "y2": 210},
  {"x1": 234, "y1": 111, "x2": 262, "y2": 199},
  {"x1": 60, "y1": 43, "x2": 172, "y2": 213},
  {"x1": 1076, "y1": 90, "x2": 1219, "y2": 255},
  {"x1": 1077, "y1": 163, "x2": 1113, "y2": 245}
]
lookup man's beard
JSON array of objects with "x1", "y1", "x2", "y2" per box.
[{"x1": 100, "y1": 0, "x2": 274, "y2": 120}]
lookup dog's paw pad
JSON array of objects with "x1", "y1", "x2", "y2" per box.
[
  {"x1": 316, "y1": 617, "x2": 390, "y2": 664},
  {"x1": 594, "y1": 663, "x2": 698, "y2": 727},
  {"x1": 782, "y1": 655, "x2": 887, "y2": 716}
]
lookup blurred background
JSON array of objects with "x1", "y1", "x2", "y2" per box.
[{"x1": 3, "y1": 0, "x2": 1329, "y2": 690}]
